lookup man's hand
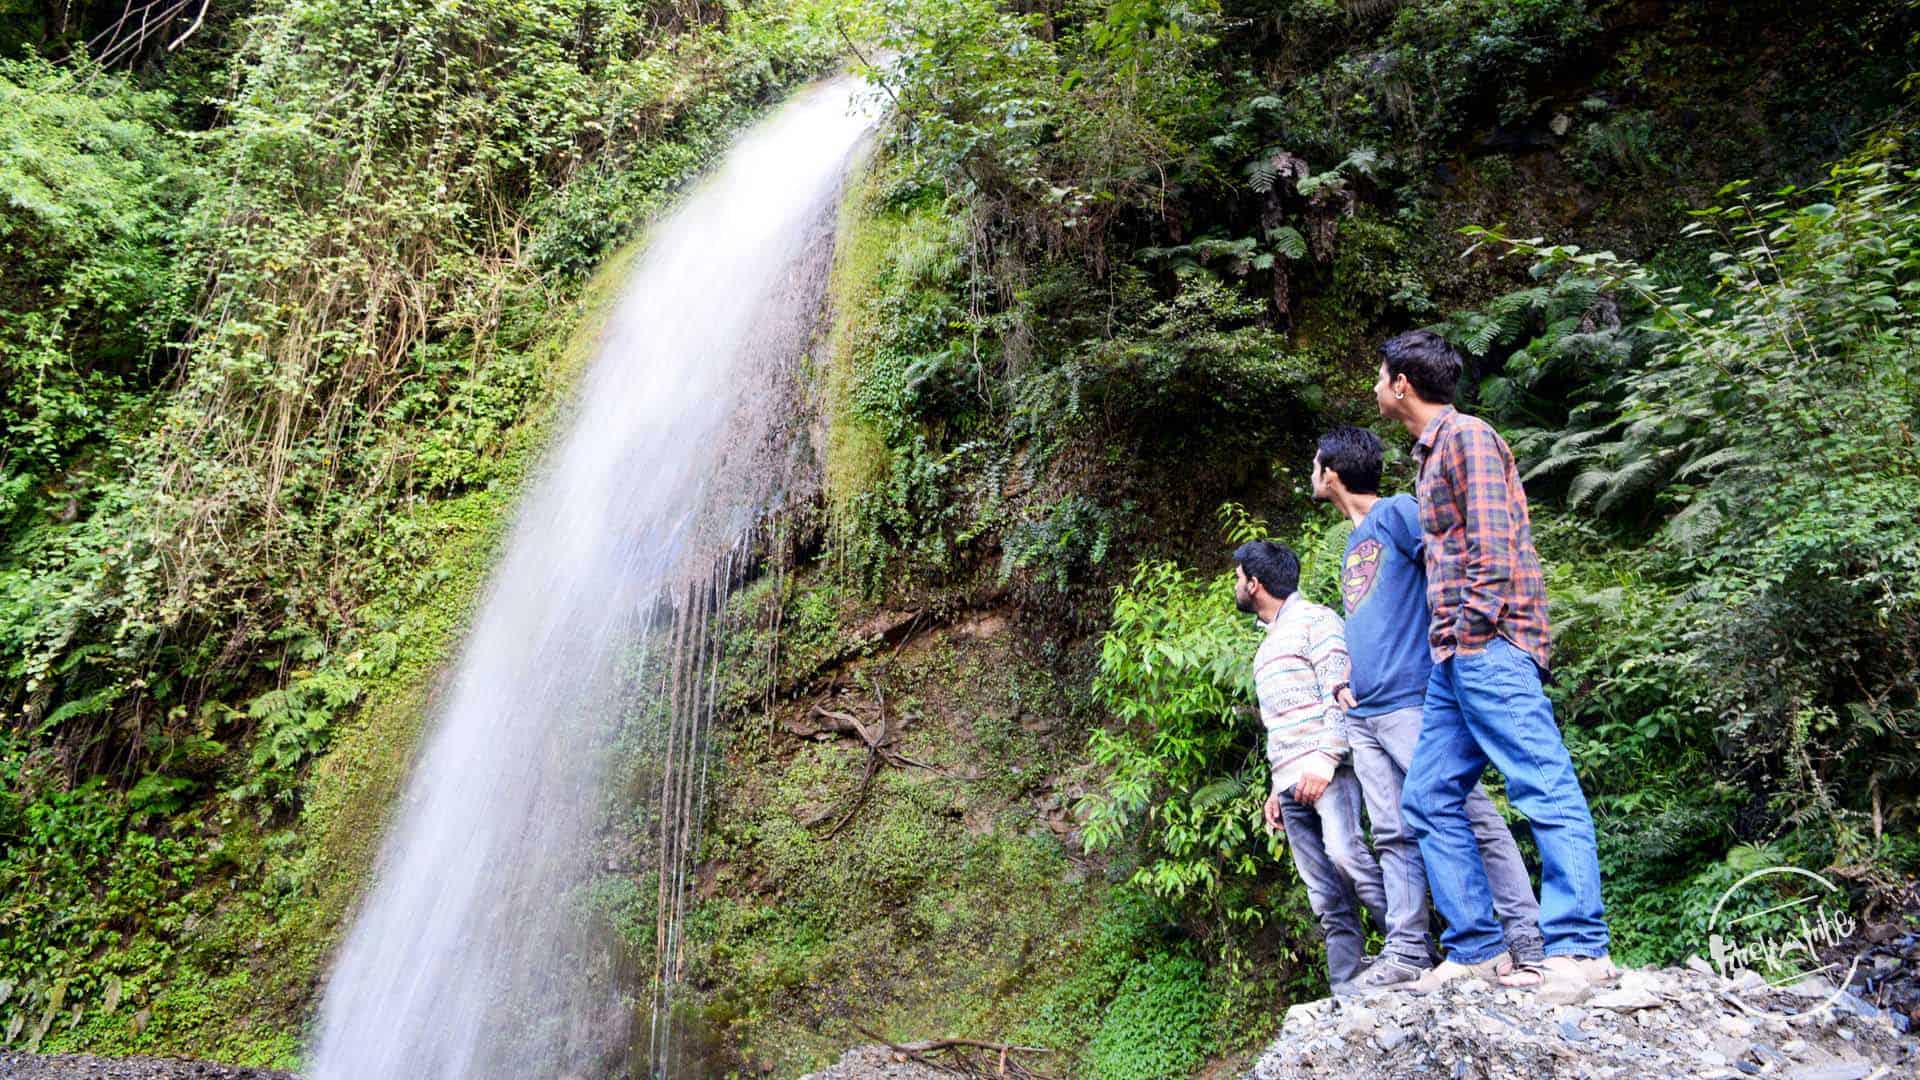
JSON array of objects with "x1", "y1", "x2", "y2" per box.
[
  {"x1": 1293, "y1": 773, "x2": 1330, "y2": 806},
  {"x1": 1263, "y1": 791, "x2": 1284, "y2": 833},
  {"x1": 1336, "y1": 686, "x2": 1358, "y2": 711}
]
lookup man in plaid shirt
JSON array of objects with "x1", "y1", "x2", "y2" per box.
[{"x1": 1375, "y1": 329, "x2": 1616, "y2": 1001}]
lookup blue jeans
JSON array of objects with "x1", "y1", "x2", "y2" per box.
[
  {"x1": 1278, "y1": 765, "x2": 1390, "y2": 985},
  {"x1": 1401, "y1": 637, "x2": 1610, "y2": 963},
  {"x1": 1347, "y1": 704, "x2": 1541, "y2": 966}
]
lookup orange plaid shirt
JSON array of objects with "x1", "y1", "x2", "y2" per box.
[{"x1": 1412, "y1": 407, "x2": 1553, "y2": 670}]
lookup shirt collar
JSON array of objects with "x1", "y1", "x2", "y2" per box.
[
  {"x1": 1412, "y1": 405, "x2": 1458, "y2": 463},
  {"x1": 1258, "y1": 591, "x2": 1303, "y2": 631}
]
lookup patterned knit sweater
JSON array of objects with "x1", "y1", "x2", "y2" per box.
[{"x1": 1253, "y1": 593, "x2": 1352, "y2": 796}]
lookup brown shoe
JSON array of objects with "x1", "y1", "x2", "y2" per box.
[
  {"x1": 1539, "y1": 954, "x2": 1619, "y2": 1005},
  {"x1": 1405, "y1": 954, "x2": 1505, "y2": 995}
]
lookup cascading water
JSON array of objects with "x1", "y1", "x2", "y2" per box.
[{"x1": 309, "y1": 77, "x2": 877, "y2": 1080}]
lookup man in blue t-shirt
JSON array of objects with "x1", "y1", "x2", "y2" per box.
[{"x1": 1311, "y1": 426, "x2": 1544, "y2": 991}]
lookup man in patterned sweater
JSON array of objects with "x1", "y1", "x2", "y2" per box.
[{"x1": 1235, "y1": 539, "x2": 1390, "y2": 991}]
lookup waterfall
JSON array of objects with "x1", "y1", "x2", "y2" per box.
[{"x1": 309, "y1": 76, "x2": 877, "y2": 1080}]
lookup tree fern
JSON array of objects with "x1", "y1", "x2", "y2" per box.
[
  {"x1": 1267, "y1": 225, "x2": 1307, "y2": 260},
  {"x1": 1592, "y1": 453, "x2": 1669, "y2": 515},
  {"x1": 1661, "y1": 498, "x2": 1725, "y2": 552},
  {"x1": 1244, "y1": 156, "x2": 1278, "y2": 194},
  {"x1": 1673, "y1": 445, "x2": 1757, "y2": 481}
]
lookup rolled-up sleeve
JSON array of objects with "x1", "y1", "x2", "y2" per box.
[{"x1": 1454, "y1": 427, "x2": 1514, "y2": 650}]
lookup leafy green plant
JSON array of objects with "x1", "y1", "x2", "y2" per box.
[
  {"x1": 1460, "y1": 155, "x2": 1920, "y2": 882},
  {"x1": 999, "y1": 494, "x2": 1130, "y2": 592},
  {"x1": 1086, "y1": 951, "x2": 1216, "y2": 1080},
  {"x1": 1079, "y1": 558, "x2": 1276, "y2": 933},
  {"x1": 0, "y1": 56, "x2": 192, "y2": 514}
]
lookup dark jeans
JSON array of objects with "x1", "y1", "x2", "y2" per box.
[
  {"x1": 1279, "y1": 764, "x2": 1390, "y2": 985},
  {"x1": 1402, "y1": 637, "x2": 1611, "y2": 964},
  {"x1": 1346, "y1": 703, "x2": 1542, "y2": 966}
]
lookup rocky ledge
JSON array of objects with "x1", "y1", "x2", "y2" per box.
[
  {"x1": 1249, "y1": 963, "x2": 1916, "y2": 1080},
  {"x1": 0, "y1": 1054, "x2": 294, "y2": 1080}
]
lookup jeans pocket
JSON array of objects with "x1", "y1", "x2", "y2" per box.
[{"x1": 1487, "y1": 636, "x2": 1542, "y2": 685}]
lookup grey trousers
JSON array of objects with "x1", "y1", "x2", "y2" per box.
[
  {"x1": 1345, "y1": 704, "x2": 1543, "y2": 963},
  {"x1": 1278, "y1": 764, "x2": 1390, "y2": 986}
]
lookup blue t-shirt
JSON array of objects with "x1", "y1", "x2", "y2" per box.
[{"x1": 1340, "y1": 494, "x2": 1432, "y2": 718}]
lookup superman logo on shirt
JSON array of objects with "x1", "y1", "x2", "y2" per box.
[{"x1": 1342, "y1": 539, "x2": 1383, "y2": 613}]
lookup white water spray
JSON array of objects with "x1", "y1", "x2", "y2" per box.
[{"x1": 309, "y1": 77, "x2": 876, "y2": 1080}]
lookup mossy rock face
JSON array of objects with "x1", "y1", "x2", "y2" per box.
[{"x1": 684, "y1": 595, "x2": 1123, "y2": 1076}]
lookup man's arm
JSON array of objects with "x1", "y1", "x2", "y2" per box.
[
  {"x1": 1307, "y1": 614, "x2": 1351, "y2": 753},
  {"x1": 1254, "y1": 647, "x2": 1328, "y2": 790},
  {"x1": 1452, "y1": 424, "x2": 1515, "y2": 650},
  {"x1": 1390, "y1": 495, "x2": 1425, "y2": 564},
  {"x1": 1292, "y1": 614, "x2": 1350, "y2": 805}
]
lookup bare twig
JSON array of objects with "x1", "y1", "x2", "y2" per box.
[
  {"x1": 167, "y1": 0, "x2": 212, "y2": 52},
  {"x1": 853, "y1": 1024, "x2": 1054, "y2": 1080}
]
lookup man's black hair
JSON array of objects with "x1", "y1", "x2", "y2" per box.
[
  {"x1": 1380, "y1": 329, "x2": 1463, "y2": 405},
  {"x1": 1234, "y1": 540, "x2": 1300, "y2": 600},
  {"x1": 1316, "y1": 426, "x2": 1383, "y2": 495}
]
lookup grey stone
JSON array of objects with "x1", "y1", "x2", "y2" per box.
[
  {"x1": 1783, "y1": 1065, "x2": 1871, "y2": 1080},
  {"x1": 1235, "y1": 965, "x2": 1920, "y2": 1080},
  {"x1": 1589, "y1": 987, "x2": 1662, "y2": 1011},
  {"x1": 1786, "y1": 976, "x2": 1838, "y2": 1000}
]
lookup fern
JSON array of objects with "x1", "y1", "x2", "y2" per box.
[
  {"x1": 1340, "y1": 146, "x2": 1381, "y2": 176},
  {"x1": 1462, "y1": 314, "x2": 1503, "y2": 356},
  {"x1": 1267, "y1": 225, "x2": 1306, "y2": 260},
  {"x1": 1245, "y1": 157, "x2": 1278, "y2": 194},
  {"x1": 1673, "y1": 445, "x2": 1756, "y2": 481},
  {"x1": 1661, "y1": 498, "x2": 1725, "y2": 551},
  {"x1": 1592, "y1": 454, "x2": 1668, "y2": 515},
  {"x1": 1190, "y1": 777, "x2": 1245, "y2": 811},
  {"x1": 1565, "y1": 465, "x2": 1617, "y2": 510}
]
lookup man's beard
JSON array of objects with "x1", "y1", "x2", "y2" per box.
[{"x1": 1234, "y1": 588, "x2": 1257, "y2": 614}]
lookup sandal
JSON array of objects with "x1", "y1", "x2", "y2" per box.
[
  {"x1": 1495, "y1": 954, "x2": 1546, "y2": 988},
  {"x1": 1496, "y1": 929, "x2": 1548, "y2": 988}
]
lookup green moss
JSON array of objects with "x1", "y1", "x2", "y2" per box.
[{"x1": 685, "y1": 611, "x2": 1125, "y2": 1077}]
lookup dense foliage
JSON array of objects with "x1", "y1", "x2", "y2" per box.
[
  {"x1": 818, "y1": 0, "x2": 1920, "y2": 1001},
  {"x1": 7, "y1": 0, "x2": 1920, "y2": 1071}
]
